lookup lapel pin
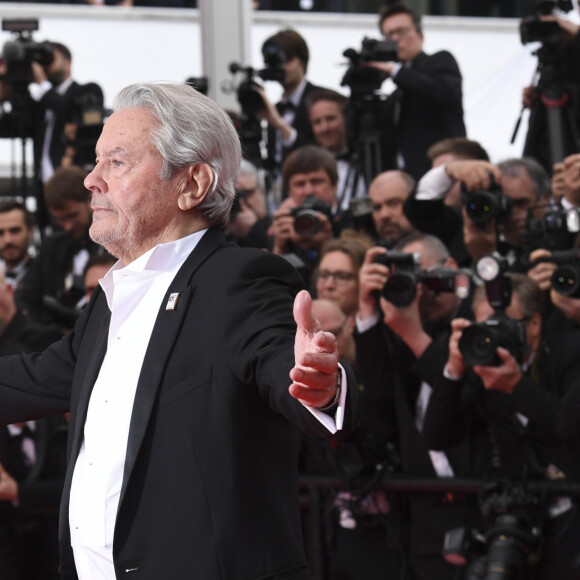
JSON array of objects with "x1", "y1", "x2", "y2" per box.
[{"x1": 166, "y1": 292, "x2": 180, "y2": 311}]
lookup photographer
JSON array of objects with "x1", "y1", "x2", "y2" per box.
[
  {"x1": 15, "y1": 166, "x2": 104, "y2": 331},
  {"x1": 365, "y1": 3, "x2": 466, "y2": 181},
  {"x1": 354, "y1": 232, "x2": 481, "y2": 580},
  {"x1": 423, "y1": 271, "x2": 580, "y2": 579},
  {"x1": 305, "y1": 89, "x2": 367, "y2": 211},
  {"x1": 411, "y1": 157, "x2": 551, "y2": 269},
  {"x1": 226, "y1": 159, "x2": 272, "y2": 249},
  {"x1": 268, "y1": 145, "x2": 354, "y2": 285},
  {"x1": 253, "y1": 29, "x2": 327, "y2": 177},
  {"x1": 31, "y1": 42, "x2": 104, "y2": 231},
  {"x1": 403, "y1": 137, "x2": 490, "y2": 266}
]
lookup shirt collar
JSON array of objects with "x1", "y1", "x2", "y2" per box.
[
  {"x1": 285, "y1": 78, "x2": 307, "y2": 108},
  {"x1": 100, "y1": 228, "x2": 208, "y2": 299}
]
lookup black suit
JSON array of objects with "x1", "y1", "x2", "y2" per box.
[
  {"x1": 15, "y1": 231, "x2": 103, "y2": 329},
  {"x1": 266, "y1": 81, "x2": 325, "y2": 176},
  {"x1": 0, "y1": 228, "x2": 355, "y2": 580},
  {"x1": 381, "y1": 51, "x2": 466, "y2": 181},
  {"x1": 354, "y1": 317, "x2": 482, "y2": 580},
  {"x1": 0, "y1": 416, "x2": 69, "y2": 580},
  {"x1": 422, "y1": 323, "x2": 580, "y2": 579}
]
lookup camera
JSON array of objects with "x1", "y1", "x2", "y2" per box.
[
  {"x1": 1, "y1": 19, "x2": 54, "y2": 88},
  {"x1": 444, "y1": 482, "x2": 546, "y2": 580},
  {"x1": 520, "y1": 0, "x2": 573, "y2": 45},
  {"x1": 462, "y1": 178, "x2": 513, "y2": 227},
  {"x1": 228, "y1": 44, "x2": 286, "y2": 117},
  {"x1": 459, "y1": 314, "x2": 526, "y2": 367},
  {"x1": 341, "y1": 37, "x2": 398, "y2": 97},
  {"x1": 459, "y1": 255, "x2": 526, "y2": 367},
  {"x1": 290, "y1": 196, "x2": 332, "y2": 238},
  {"x1": 374, "y1": 252, "x2": 471, "y2": 308},
  {"x1": 373, "y1": 251, "x2": 421, "y2": 307},
  {"x1": 542, "y1": 248, "x2": 580, "y2": 297}
]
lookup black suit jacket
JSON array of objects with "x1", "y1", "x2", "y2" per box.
[
  {"x1": 381, "y1": 51, "x2": 466, "y2": 181},
  {"x1": 266, "y1": 81, "x2": 324, "y2": 175},
  {"x1": 33, "y1": 81, "x2": 87, "y2": 178},
  {"x1": 0, "y1": 228, "x2": 355, "y2": 580}
]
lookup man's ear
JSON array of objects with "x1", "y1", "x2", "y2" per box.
[{"x1": 178, "y1": 163, "x2": 214, "y2": 211}]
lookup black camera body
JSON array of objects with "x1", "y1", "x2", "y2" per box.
[
  {"x1": 1, "y1": 19, "x2": 53, "y2": 88},
  {"x1": 459, "y1": 255, "x2": 526, "y2": 367},
  {"x1": 444, "y1": 482, "x2": 546, "y2": 579},
  {"x1": 228, "y1": 43, "x2": 286, "y2": 118},
  {"x1": 341, "y1": 37, "x2": 398, "y2": 97},
  {"x1": 290, "y1": 197, "x2": 332, "y2": 238},
  {"x1": 462, "y1": 179, "x2": 513, "y2": 227},
  {"x1": 520, "y1": 0, "x2": 573, "y2": 45},
  {"x1": 542, "y1": 248, "x2": 580, "y2": 297},
  {"x1": 373, "y1": 251, "x2": 421, "y2": 307},
  {"x1": 459, "y1": 313, "x2": 526, "y2": 367}
]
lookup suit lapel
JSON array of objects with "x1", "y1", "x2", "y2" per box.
[{"x1": 118, "y1": 228, "x2": 228, "y2": 507}]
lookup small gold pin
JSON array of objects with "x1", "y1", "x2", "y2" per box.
[{"x1": 166, "y1": 292, "x2": 180, "y2": 311}]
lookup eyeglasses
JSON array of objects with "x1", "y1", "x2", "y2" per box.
[
  {"x1": 318, "y1": 270, "x2": 357, "y2": 285},
  {"x1": 383, "y1": 26, "x2": 413, "y2": 40}
]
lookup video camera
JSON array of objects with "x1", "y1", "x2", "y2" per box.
[
  {"x1": 1, "y1": 19, "x2": 53, "y2": 88},
  {"x1": 373, "y1": 251, "x2": 470, "y2": 308},
  {"x1": 458, "y1": 255, "x2": 526, "y2": 367},
  {"x1": 520, "y1": 0, "x2": 573, "y2": 45},
  {"x1": 290, "y1": 196, "x2": 332, "y2": 238},
  {"x1": 461, "y1": 177, "x2": 513, "y2": 229},
  {"x1": 341, "y1": 37, "x2": 398, "y2": 97},
  {"x1": 228, "y1": 41, "x2": 286, "y2": 117}
]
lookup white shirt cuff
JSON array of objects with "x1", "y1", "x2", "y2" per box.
[
  {"x1": 415, "y1": 164, "x2": 454, "y2": 201},
  {"x1": 304, "y1": 363, "x2": 348, "y2": 434}
]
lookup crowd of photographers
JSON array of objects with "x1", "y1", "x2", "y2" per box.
[
  {"x1": 224, "y1": 3, "x2": 580, "y2": 579},
  {"x1": 0, "y1": 1, "x2": 579, "y2": 579}
]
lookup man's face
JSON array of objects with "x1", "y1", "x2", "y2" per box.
[
  {"x1": 316, "y1": 250, "x2": 359, "y2": 316},
  {"x1": 381, "y1": 13, "x2": 423, "y2": 63},
  {"x1": 287, "y1": 168, "x2": 337, "y2": 207},
  {"x1": 281, "y1": 56, "x2": 305, "y2": 93},
  {"x1": 49, "y1": 200, "x2": 93, "y2": 241},
  {"x1": 369, "y1": 172, "x2": 415, "y2": 244},
  {"x1": 309, "y1": 100, "x2": 347, "y2": 153},
  {"x1": 402, "y1": 240, "x2": 459, "y2": 323},
  {"x1": 235, "y1": 173, "x2": 267, "y2": 220},
  {"x1": 85, "y1": 108, "x2": 186, "y2": 263},
  {"x1": 0, "y1": 209, "x2": 32, "y2": 267},
  {"x1": 500, "y1": 173, "x2": 538, "y2": 247}
]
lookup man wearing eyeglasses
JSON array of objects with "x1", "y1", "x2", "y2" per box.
[{"x1": 366, "y1": 3, "x2": 466, "y2": 181}]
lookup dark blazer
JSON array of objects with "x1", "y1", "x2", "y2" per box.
[
  {"x1": 0, "y1": 228, "x2": 355, "y2": 580},
  {"x1": 381, "y1": 50, "x2": 466, "y2": 181},
  {"x1": 266, "y1": 81, "x2": 325, "y2": 174},
  {"x1": 0, "y1": 415, "x2": 68, "y2": 580}
]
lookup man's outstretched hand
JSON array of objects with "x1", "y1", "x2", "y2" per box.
[{"x1": 290, "y1": 290, "x2": 339, "y2": 408}]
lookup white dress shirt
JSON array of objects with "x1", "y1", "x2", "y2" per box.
[{"x1": 69, "y1": 229, "x2": 345, "y2": 578}]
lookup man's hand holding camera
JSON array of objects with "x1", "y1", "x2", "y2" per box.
[
  {"x1": 445, "y1": 159, "x2": 503, "y2": 262},
  {"x1": 445, "y1": 318, "x2": 523, "y2": 394},
  {"x1": 269, "y1": 197, "x2": 333, "y2": 255},
  {"x1": 358, "y1": 246, "x2": 431, "y2": 358}
]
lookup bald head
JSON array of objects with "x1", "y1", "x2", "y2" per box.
[{"x1": 368, "y1": 170, "x2": 416, "y2": 245}]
